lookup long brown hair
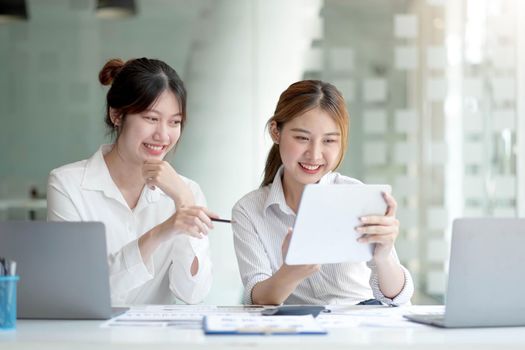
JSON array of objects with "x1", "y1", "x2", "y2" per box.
[{"x1": 261, "y1": 80, "x2": 349, "y2": 187}]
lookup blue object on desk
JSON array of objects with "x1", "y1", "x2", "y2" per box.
[
  {"x1": 0, "y1": 275, "x2": 20, "y2": 330},
  {"x1": 261, "y1": 305, "x2": 326, "y2": 317}
]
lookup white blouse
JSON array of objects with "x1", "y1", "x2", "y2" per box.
[
  {"x1": 232, "y1": 165, "x2": 414, "y2": 305},
  {"x1": 47, "y1": 145, "x2": 212, "y2": 306}
]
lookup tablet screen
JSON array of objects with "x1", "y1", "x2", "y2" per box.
[{"x1": 285, "y1": 184, "x2": 391, "y2": 265}]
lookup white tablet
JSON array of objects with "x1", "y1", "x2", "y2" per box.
[{"x1": 285, "y1": 184, "x2": 391, "y2": 265}]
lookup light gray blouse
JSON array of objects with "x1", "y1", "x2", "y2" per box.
[{"x1": 232, "y1": 166, "x2": 414, "y2": 305}]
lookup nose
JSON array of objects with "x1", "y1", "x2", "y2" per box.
[
  {"x1": 306, "y1": 140, "x2": 323, "y2": 160},
  {"x1": 152, "y1": 121, "x2": 169, "y2": 142}
]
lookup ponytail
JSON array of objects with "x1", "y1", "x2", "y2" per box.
[{"x1": 261, "y1": 144, "x2": 282, "y2": 187}]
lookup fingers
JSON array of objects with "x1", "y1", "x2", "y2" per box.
[
  {"x1": 196, "y1": 209, "x2": 214, "y2": 229},
  {"x1": 358, "y1": 233, "x2": 396, "y2": 244},
  {"x1": 172, "y1": 219, "x2": 204, "y2": 239},
  {"x1": 142, "y1": 162, "x2": 162, "y2": 176},
  {"x1": 187, "y1": 207, "x2": 216, "y2": 228},
  {"x1": 360, "y1": 215, "x2": 398, "y2": 226},
  {"x1": 357, "y1": 220, "x2": 399, "y2": 246},
  {"x1": 143, "y1": 170, "x2": 160, "y2": 183},
  {"x1": 192, "y1": 216, "x2": 210, "y2": 235},
  {"x1": 356, "y1": 210, "x2": 399, "y2": 245},
  {"x1": 383, "y1": 192, "x2": 398, "y2": 217},
  {"x1": 356, "y1": 224, "x2": 398, "y2": 235},
  {"x1": 185, "y1": 209, "x2": 211, "y2": 234},
  {"x1": 179, "y1": 206, "x2": 217, "y2": 237},
  {"x1": 168, "y1": 205, "x2": 226, "y2": 240},
  {"x1": 201, "y1": 207, "x2": 220, "y2": 220},
  {"x1": 145, "y1": 177, "x2": 156, "y2": 190},
  {"x1": 143, "y1": 160, "x2": 163, "y2": 166},
  {"x1": 357, "y1": 215, "x2": 399, "y2": 234},
  {"x1": 142, "y1": 168, "x2": 159, "y2": 190},
  {"x1": 143, "y1": 160, "x2": 173, "y2": 171},
  {"x1": 281, "y1": 227, "x2": 320, "y2": 275},
  {"x1": 141, "y1": 161, "x2": 172, "y2": 185}
]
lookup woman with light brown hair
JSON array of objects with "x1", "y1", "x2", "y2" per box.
[{"x1": 232, "y1": 80, "x2": 414, "y2": 305}]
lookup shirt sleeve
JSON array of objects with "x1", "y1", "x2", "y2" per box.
[
  {"x1": 47, "y1": 170, "x2": 154, "y2": 305},
  {"x1": 232, "y1": 203, "x2": 273, "y2": 305},
  {"x1": 367, "y1": 249, "x2": 414, "y2": 306},
  {"x1": 47, "y1": 170, "x2": 82, "y2": 221},
  {"x1": 168, "y1": 181, "x2": 212, "y2": 304},
  {"x1": 108, "y1": 240, "x2": 154, "y2": 304}
]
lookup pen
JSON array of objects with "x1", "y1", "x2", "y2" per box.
[
  {"x1": 0, "y1": 257, "x2": 17, "y2": 276},
  {"x1": 8, "y1": 261, "x2": 16, "y2": 276},
  {"x1": 0, "y1": 257, "x2": 6, "y2": 276},
  {"x1": 211, "y1": 218, "x2": 235, "y2": 224}
]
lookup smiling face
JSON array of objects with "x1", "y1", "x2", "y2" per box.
[
  {"x1": 110, "y1": 89, "x2": 182, "y2": 165},
  {"x1": 271, "y1": 107, "x2": 343, "y2": 190}
]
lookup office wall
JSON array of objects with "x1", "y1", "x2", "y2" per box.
[{"x1": 0, "y1": 0, "x2": 321, "y2": 304}]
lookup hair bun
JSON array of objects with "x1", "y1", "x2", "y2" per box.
[{"x1": 99, "y1": 58, "x2": 125, "y2": 86}]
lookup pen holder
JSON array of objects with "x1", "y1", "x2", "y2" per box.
[{"x1": 0, "y1": 276, "x2": 19, "y2": 330}]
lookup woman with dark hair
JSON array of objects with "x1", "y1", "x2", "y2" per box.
[
  {"x1": 48, "y1": 58, "x2": 215, "y2": 305},
  {"x1": 232, "y1": 80, "x2": 414, "y2": 305}
]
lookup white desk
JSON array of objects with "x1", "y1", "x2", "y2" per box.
[{"x1": 2, "y1": 306, "x2": 525, "y2": 350}]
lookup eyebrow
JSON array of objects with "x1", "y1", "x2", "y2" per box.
[
  {"x1": 144, "y1": 109, "x2": 182, "y2": 117},
  {"x1": 289, "y1": 128, "x2": 341, "y2": 136}
]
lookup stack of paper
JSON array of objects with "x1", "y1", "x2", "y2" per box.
[{"x1": 102, "y1": 305, "x2": 263, "y2": 329}]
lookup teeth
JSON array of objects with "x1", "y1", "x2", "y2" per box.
[
  {"x1": 144, "y1": 143, "x2": 163, "y2": 151},
  {"x1": 300, "y1": 163, "x2": 321, "y2": 170}
]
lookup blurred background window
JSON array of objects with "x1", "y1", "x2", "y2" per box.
[{"x1": 1, "y1": 0, "x2": 524, "y2": 305}]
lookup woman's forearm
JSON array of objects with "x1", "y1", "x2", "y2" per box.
[
  {"x1": 138, "y1": 224, "x2": 164, "y2": 263},
  {"x1": 251, "y1": 266, "x2": 304, "y2": 305},
  {"x1": 374, "y1": 256, "x2": 405, "y2": 298}
]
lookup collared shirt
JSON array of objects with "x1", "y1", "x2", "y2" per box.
[
  {"x1": 232, "y1": 165, "x2": 414, "y2": 305},
  {"x1": 47, "y1": 144, "x2": 212, "y2": 306}
]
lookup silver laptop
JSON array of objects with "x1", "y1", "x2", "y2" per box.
[
  {"x1": 405, "y1": 218, "x2": 525, "y2": 328},
  {"x1": 0, "y1": 221, "x2": 126, "y2": 319}
]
